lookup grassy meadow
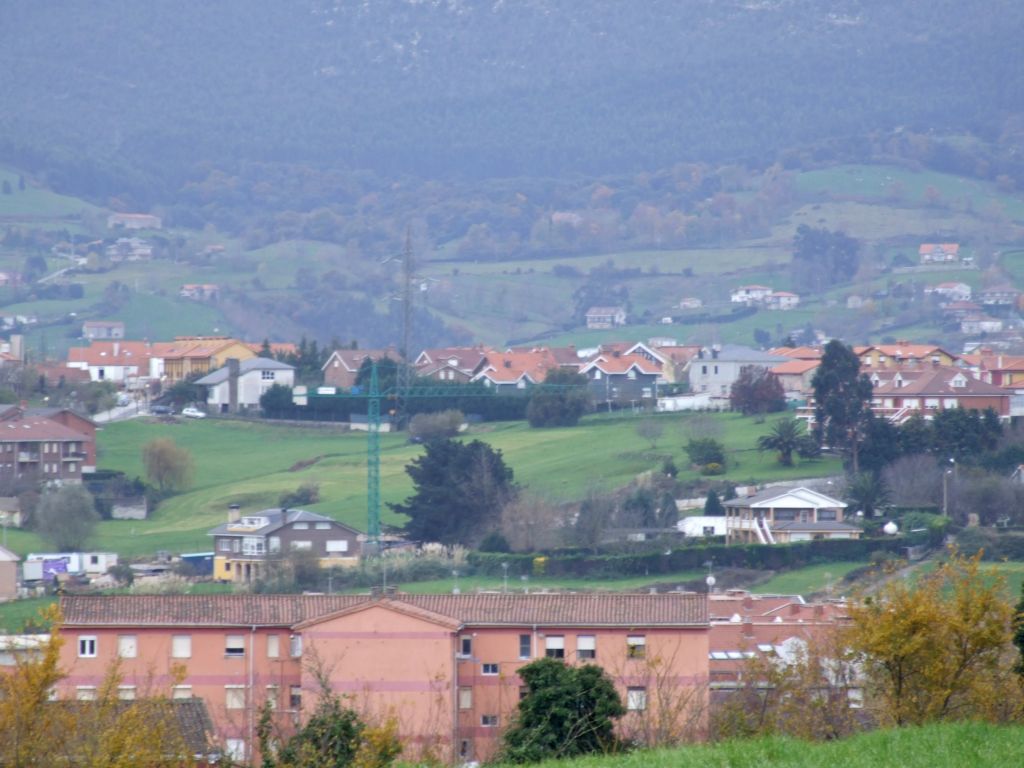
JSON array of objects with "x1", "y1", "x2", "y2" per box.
[
  {"x1": 53, "y1": 410, "x2": 841, "y2": 559},
  {"x1": 500, "y1": 722, "x2": 1024, "y2": 768}
]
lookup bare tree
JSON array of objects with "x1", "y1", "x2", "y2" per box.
[
  {"x1": 635, "y1": 418, "x2": 665, "y2": 449},
  {"x1": 681, "y1": 412, "x2": 723, "y2": 443},
  {"x1": 500, "y1": 493, "x2": 571, "y2": 552},
  {"x1": 882, "y1": 454, "x2": 941, "y2": 509}
]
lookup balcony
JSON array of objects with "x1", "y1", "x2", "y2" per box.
[{"x1": 17, "y1": 452, "x2": 39, "y2": 462}]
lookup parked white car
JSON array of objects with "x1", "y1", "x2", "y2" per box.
[{"x1": 181, "y1": 406, "x2": 206, "y2": 419}]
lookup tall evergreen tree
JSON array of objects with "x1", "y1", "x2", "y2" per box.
[{"x1": 812, "y1": 340, "x2": 873, "y2": 472}]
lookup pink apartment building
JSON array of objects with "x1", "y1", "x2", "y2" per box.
[{"x1": 59, "y1": 591, "x2": 708, "y2": 764}]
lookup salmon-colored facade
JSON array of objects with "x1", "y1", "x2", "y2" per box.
[{"x1": 59, "y1": 592, "x2": 709, "y2": 764}]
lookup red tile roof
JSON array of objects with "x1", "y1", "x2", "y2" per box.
[
  {"x1": 0, "y1": 417, "x2": 91, "y2": 442},
  {"x1": 61, "y1": 592, "x2": 708, "y2": 628},
  {"x1": 770, "y1": 359, "x2": 820, "y2": 375},
  {"x1": 872, "y1": 366, "x2": 1007, "y2": 398},
  {"x1": 580, "y1": 352, "x2": 661, "y2": 376},
  {"x1": 67, "y1": 341, "x2": 152, "y2": 368}
]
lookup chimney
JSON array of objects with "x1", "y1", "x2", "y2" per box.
[
  {"x1": 227, "y1": 358, "x2": 240, "y2": 413},
  {"x1": 228, "y1": 503, "x2": 241, "y2": 524},
  {"x1": 113, "y1": 342, "x2": 120, "y2": 357},
  {"x1": 742, "y1": 619, "x2": 754, "y2": 639}
]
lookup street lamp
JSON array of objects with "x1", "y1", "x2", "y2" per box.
[
  {"x1": 704, "y1": 559, "x2": 716, "y2": 593},
  {"x1": 452, "y1": 570, "x2": 460, "y2": 595},
  {"x1": 501, "y1": 562, "x2": 509, "y2": 594}
]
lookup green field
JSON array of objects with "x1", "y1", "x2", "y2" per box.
[
  {"x1": 795, "y1": 163, "x2": 1024, "y2": 222},
  {"x1": 53, "y1": 411, "x2": 842, "y2": 559},
  {"x1": 754, "y1": 561, "x2": 868, "y2": 596},
  {"x1": 390, "y1": 570, "x2": 705, "y2": 595},
  {"x1": 502, "y1": 722, "x2": 1024, "y2": 768},
  {"x1": 0, "y1": 167, "x2": 104, "y2": 221}
]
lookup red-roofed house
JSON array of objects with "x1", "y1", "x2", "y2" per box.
[
  {"x1": 321, "y1": 348, "x2": 396, "y2": 389},
  {"x1": 918, "y1": 243, "x2": 960, "y2": 264},
  {"x1": 924, "y1": 282, "x2": 971, "y2": 302},
  {"x1": 770, "y1": 359, "x2": 820, "y2": 398},
  {"x1": 66, "y1": 341, "x2": 153, "y2": 384},
  {"x1": 0, "y1": 411, "x2": 94, "y2": 484},
  {"x1": 472, "y1": 348, "x2": 561, "y2": 391},
  {"x1": 414, "y1": 346, "x2": 492, "y2": 383},
  {"x1": 764, "y1": 291, "x2": 800, "y2": 310},
  {"x1": 58, "y1": 592, "x2": 709, "y2": 764},
  {"x1": 870, "y1": 366, "x2": 1010, "y2": 422}
]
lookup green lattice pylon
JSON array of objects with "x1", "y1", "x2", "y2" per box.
[{"x1": 366, "y1": 361, "x2": 381, "y2": 543}]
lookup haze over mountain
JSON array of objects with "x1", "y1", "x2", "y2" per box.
[{"x1": 2, "y1": 0, "x2": 1021, "y2": 205}]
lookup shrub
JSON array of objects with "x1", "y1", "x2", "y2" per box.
[
  {"x1": 408, "y1": 409, "x2": 464, "y2": 441},
  {"x1": 685, "y1": 437, "x2": 726, "y2": 467},
  {"x1": 279, "y1": 481, "x2": 321, "y2": 508},
  {"x1": 702, "y1": 462, "x2": 725, "y2": 476}
]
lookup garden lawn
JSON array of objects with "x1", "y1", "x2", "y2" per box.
[{"x1": 82, "y1": 412, "x2": 840, "y2": 559}]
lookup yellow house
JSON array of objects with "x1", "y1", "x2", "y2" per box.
[
  {"x1": 856, "y1": 343, "x2": 957, "y2": 370},
  {"x1": 151, "y1": 337, "x2": 257, "y2": 382}
]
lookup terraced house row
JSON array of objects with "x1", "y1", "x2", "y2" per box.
[{"x1": 58, "y1": 589, "x2": 847, "y2": 764}]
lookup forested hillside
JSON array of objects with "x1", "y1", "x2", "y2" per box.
[{"x1": 2, "y1": 0, "x2": 1022, "y2": 207}]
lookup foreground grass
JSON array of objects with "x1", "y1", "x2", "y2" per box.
[
  {"x1": 501, "y1": 722, "x2": 1024, "y2": 768},
  {"x1": 84, "y1": 412, "x2": 839, "y2": 558}
]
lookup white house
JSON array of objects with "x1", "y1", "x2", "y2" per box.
[
  {"x1": 765, "y1": 291, "x2": 800, "y2": 310},
  {"x1": 730, "y1": 285, "x2": 772, "y2": 304},
  {"x1": 925, "y1": 282, "x2": 972, "y2": 302},
  {"x1": 723, "y1": 486, "x2": 860, "y2": 545},
  {"x1": 195, "y1": 357, "x2": 295, "y2": 413}
]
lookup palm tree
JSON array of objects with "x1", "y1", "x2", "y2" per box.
[
  {"x1": 844, "y1": 472, "x2": 891, "y2": 518},
  {"x1": 757, "y1": 417, "x2": 807, "y2": 467}
]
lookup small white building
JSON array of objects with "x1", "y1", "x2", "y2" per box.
[
  {"x1": 677, "y1": 516, "x2": 727, "y2": 538},
  {"x1": 925, "y1": 282, "x2": 972, "y2": 302},
  {"x1": 195, "y1": 357, "x2": 296, "y2": 413},
  {"x1": 765, "y1": 291, "x2": 800, "y2": 310},
  {"x1": 730, "y1": 285, "x2": 772, "y2": 304}
]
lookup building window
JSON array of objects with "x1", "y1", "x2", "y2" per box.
[
  {"x1": 117, "y1": 635, "x2": 137, "y2": 658},
  {"x1": 225, "y1": 635, "x2": 245, "y2": 657},
  {"x1": 576, "y1": 635, "x2": 596, "y2": 660},
  {"x1": 225, "y1": 686, "x2": 246, "y2": 709},
  {"x1": 326, "y1": 540, "x2": 349, "y2": 553},
  {"x1": 171, "y1": 635, "x2": 192, "y2": 659},
  {"x1": 289, "y1": 634, "x2": 303, "y2": 658},
  {"x1": 519, "y1": 685, "x2": 529, "y2": 701},
  {"x1": 458, "y1": 687, "x2": 473, "y2": 710},
  {"x1": 225, "y1": 739, "x2": 246, "y2": 762},
  {"x1": 481, "y1": 715, "x2": 499, "y2": 728},
  {"x1": 315, "y1": 522, "x2": 331, "y2": 530},
  {"x1": 458, "y1": 636, "x2": 472, "y2": 658},
  {"x1": 118, "y1": 686, "x2": 136, "y2": 701},
  {"x1": 217, "y1": 540, "x2": 231, "y2": 552},
  {"x1": 293, "y1": 522, "x2": 309, "y2": 530},
  {"x1": 172, "y1": 685, "x2": 192, "y2": 700},
  {"x1": 267, "y1": 635, "x2": 280, "y2": 658},
  {"x1": 76, "y1": 686, "x2": 97, "y2": 701},
  {"x1": 627, "y1": 635, "x2": 646, "y2": 659},
  {"x1": 627, "y1": 687, "x2": 647, "y2": 711},
  {"x1": 519, "y1": 634, "x2": 531, "y2": 659},
  {"x1": 289, "y1": 685, "x2": 302, "y2": 710},
  {"x1": 482, "y1": 663, "x2": 499, "y2": 676},
  {"x1": 268, "y1": 537, "x2": 281, "y2": 554},
  {"x1": 290, "y1": 540, "x2": 312, "y2": 551},
  {"x1": 459, "y1": 740, "x2": 471, "y2": 759},
  {"x1": 265, "y1": 685, "x2": 279, "y2": 710},
  {"x1": 78, "y1": 636, "x2": 97, "y2": 658},
  {"x1": 261, "y1": 370, "x2": 275, "y2": 380},
  {"x1": 544, "y1": 636, "x2": 565, "y2": 659}
]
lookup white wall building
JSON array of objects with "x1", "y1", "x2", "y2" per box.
[{"x1": 195, "y1": 358, "x2": 295, "y2": 413}]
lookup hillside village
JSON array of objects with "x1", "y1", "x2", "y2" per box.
[{"x1": 0, "y1": 180, "x2": 1023, "y2": 762}]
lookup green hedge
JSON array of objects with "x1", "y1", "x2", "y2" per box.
[{"x1": 468, "y1": 538, "x2": 908, "y2": 579}]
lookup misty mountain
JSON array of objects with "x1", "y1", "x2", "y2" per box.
[{"x1": 2, "y1": 0, "x2": 1022, "y2": 205}]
